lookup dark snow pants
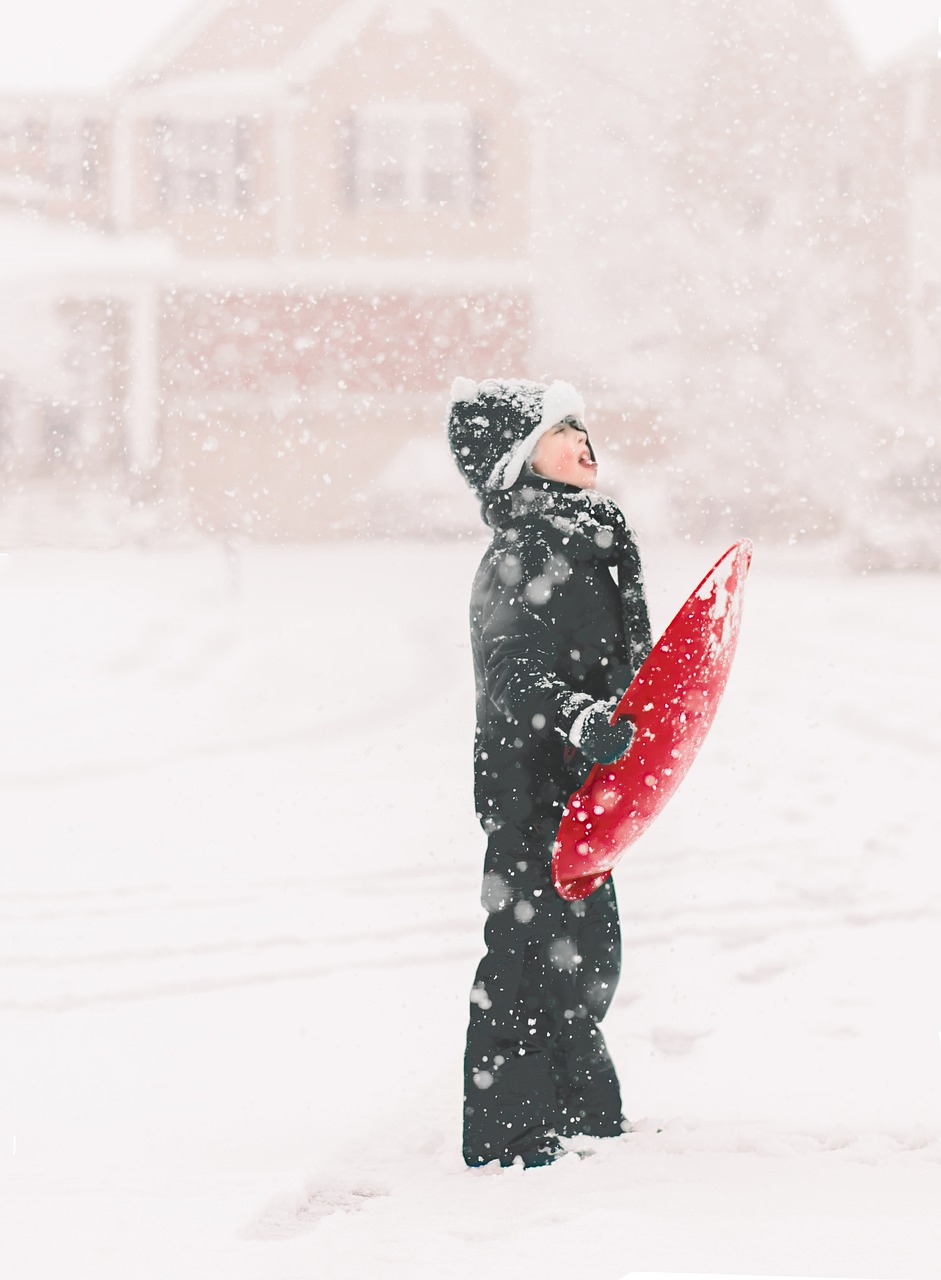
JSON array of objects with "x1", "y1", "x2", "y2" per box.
[{"x1": 463, "y1": 824, "x2": 624, "y2": 1167}]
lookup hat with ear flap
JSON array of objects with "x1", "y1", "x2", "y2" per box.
[{"x1": 446, "y1": 376, "x2": 586, "y2": 496}]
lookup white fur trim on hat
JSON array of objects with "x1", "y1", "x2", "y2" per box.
[
  {"x1": 449, "y1": 376, "x2": 478, "y2": 404},
  {"x1": 490, "y1": 380, "x2": 586, "y2": 491}
]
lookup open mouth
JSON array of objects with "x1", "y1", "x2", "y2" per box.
[{"x1": 578, "y1": 450, "x2": 597, "y2": 471}]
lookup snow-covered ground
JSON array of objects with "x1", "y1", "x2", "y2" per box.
[{"x1": 1, "y1": 537, "x2": 940, "y2": 1280}]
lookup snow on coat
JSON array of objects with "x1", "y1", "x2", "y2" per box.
[{"x1": 469, "y1": 477, "x2": 652, "y2": 851}]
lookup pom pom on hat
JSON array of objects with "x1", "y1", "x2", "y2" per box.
[{"x1": 449, "y1": 376, "x2": 479, "y2": 403}]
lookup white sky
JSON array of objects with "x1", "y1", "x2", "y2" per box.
[
  {"x1": 830, "y1": 0, "x2": 939, "y2": 63},
  {"x1": 0, "y1": 0, "x2": 936, "y2": 92}
]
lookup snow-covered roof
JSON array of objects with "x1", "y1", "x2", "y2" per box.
[
  {"x1": 120, "y1": 68, "x2": 291, "y2": 115},
  {"x1": 0, "y1": 93, "x2": 109, "y2": 115},
  {"x1": 161, "y1": 254, "x2": 534, "y2": 293},
  {"x1": 123, "y1": 0, "x2": 248, "y2": 84},
  {"x1": 120, "y1": 0, "x2": 529, "y2": 98},
  {"x1": 283, "y1": 0, "x2": 394, "y2": 85},
  {"x1": 284, "y1": 0, "x2": 530, "y2": 93},
  {"x1": 123, "y1": 0, "x2": 348, "y2": 86},
  {"x1": 0, "y1": 209, "x2": 529, "y2": 293},
  {"x1": 0, "y1": 211, "x2": 179, "y2": 286}
]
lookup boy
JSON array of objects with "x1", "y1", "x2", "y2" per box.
[{"x1": 447, "y1": 376, "x2": 652, "y2": 1169}]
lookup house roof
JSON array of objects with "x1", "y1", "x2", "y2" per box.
[
  {"x1": 123, "y1": 0, "x2": 310, "y2": 82},
  {"x1": 123, "y1": 0, "x2": 530, "y2": 93},
  {"x1": 120, "y1": 0, "x2": 871, "y2": 125},
  {"x1": 123, "y1": 0, "x2": 435, "y2": 85},
  {"x1": 116, "y1": 69, "x2": 291, "y2": 116},
  {"x1": 0, "y1": 207, "x2": 530, "y2": 296},
  {"x1": 0, "y1": 211, "x2": 179, "y2": 286},
  {"x1": 283, "y1": 0, "x2": 431, "y2": 86},
  {"x1": 285, "y1": 1, "x2": 530, "y2": 92}
]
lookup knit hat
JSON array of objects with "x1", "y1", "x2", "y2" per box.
[{"x1": 446, "y1": 376, "x2": 587, "y2": 496}]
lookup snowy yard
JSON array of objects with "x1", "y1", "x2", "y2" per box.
[{"x1": 2, "y1": 537, "x2": 940, "y2": 1280}]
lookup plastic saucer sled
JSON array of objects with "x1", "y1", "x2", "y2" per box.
[{"x1": 552, "y1": 539, "x2": 753, "y2": 902}]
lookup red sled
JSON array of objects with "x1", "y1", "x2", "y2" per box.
[{"x1": 552, "y1": 539, "x2": 753, "y2": 902}]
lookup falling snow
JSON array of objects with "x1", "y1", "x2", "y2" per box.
[{"x1": 0, "y1": 1, "x2": 939, "y2": 1276}]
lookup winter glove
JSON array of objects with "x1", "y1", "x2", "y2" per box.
[{"x1": 568, "y1": 697, "x2": 635, "y2": 764}]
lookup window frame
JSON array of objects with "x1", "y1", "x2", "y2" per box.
[
  {"x1": 152, "y1": 115, "x2": 255, "y2": 215},
  {"x1": 351, "y1": 102, "x2": 476, "y2": 213}
]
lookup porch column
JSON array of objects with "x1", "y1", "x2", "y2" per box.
[{"x1": 126, "y1": 285, "x2": 159, "y2": 471}]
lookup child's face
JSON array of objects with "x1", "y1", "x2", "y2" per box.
[{"x1": 529, "y1": 418, "x2": 597, "y2": 489}]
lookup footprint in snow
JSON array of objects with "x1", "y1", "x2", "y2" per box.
[
  {"x1": 650, "y1": 1025, "x2": 712, "y2": 1056},
  {"x1": 244, "y1": 1180, "x2": 389, "y2": 1240}
]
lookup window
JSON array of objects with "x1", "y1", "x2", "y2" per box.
[
  {"x1": 43, "y1": 402, "x2": 80, "y2": 468},
  {"x1": 152, "y1": 116, "x2": 254, "y2": 213},
  {"x1": 0, "y1": 109, "x2": 45, "y2": 165},
  {"x1": 0, "y1": 375, "x2": 13, "y2": 467},
  {"x1": 47, "y1": 116, "x2": 101, "y2": 193},
  {"x1": 0, "y1": 106, "x2": 25, "y2": 159},
  {"x1": 349, "y1": 104, "x2": 480, "y2": 212}
]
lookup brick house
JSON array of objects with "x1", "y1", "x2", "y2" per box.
[
  {"x1": 1, "y1": 0, "x2": 535, "y2": 537},
  {"x1": 0, "y1": 0, "x2": 935, "y2": 543},
  {"x1": 894, "y1": 43, "x2": 941, "y2": 402}
]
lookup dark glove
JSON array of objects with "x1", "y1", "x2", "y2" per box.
[{"x1": 569, "y1": 698, "x2": 635, "y2": 764}]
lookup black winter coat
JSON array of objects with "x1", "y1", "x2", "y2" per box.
[{"x1": 470, "y1": 478, "x2": 652, "y2": 849}]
